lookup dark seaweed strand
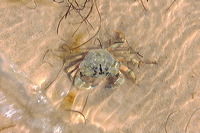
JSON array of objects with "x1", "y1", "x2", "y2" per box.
[
  {"x1": 56, "y1": 0, "x2": 94, "y2": 43},
  {"x1": 69, "y1": 0, "x2": 101, "y2": 50}
]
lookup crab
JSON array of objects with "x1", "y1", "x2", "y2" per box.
[
  {"x1": 66, "y1": 31, "x2": 143, "y2": 90},
  {"x1": 59, "y1": 31, "x2": 146, "y2": 119}
]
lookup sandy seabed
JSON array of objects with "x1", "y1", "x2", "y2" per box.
[{"x1": 0, "y1": 0, "x2": 200, "y2": 132}]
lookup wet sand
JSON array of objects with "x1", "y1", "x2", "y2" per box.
[{"x1": 0, "y1": 0, "x2": 200, "y2": 132}]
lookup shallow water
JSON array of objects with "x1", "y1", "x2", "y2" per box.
[{"x1": 0, "y1": 0, "x2": 200, "y2": 132}]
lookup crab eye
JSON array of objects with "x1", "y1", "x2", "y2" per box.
[
  {"x1": 80, "y1": 72, "x2": 84, "y2": 77},
  {"x1": 116, "y1": 73, "x2": 119, "y2": 77},
  {"x1": 106, "y1": 72, "x2": 110, "y2": 76},
  {"x1": 105, "y1": 67, "x2": 108, "y2": 71}
]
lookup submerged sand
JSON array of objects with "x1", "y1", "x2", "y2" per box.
[{"x1": 0, "y1": 0, "x2": 200, "y2": 132}]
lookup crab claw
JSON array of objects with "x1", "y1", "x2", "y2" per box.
[
  {"x1": 105, "y1": 71, "x2": 124, "y2": 89},
  {"x1": 74, "y1": 71, "x2": 93, "y2": 90},
  {"x1": 120, "y1": 64, "x2": 137, "y2": 83}
]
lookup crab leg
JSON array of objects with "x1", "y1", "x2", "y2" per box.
[
  {"x1": 65, "y1": 51, "x2": 87, "y2": 61},
  {"x1": 117, "y1": 56, "x2": 157, "y2": 67},
  {"x1": 112, "y1": 50, "x2": 142, "y2": 56},
  {"x1": 107, "y1": 30, "x2": 126, "y2": 51},
  {"x1": 120, "y1": 64, "x2": 137, "y2": 82},
  {"x1": 66, "y1": 57, "x2": 83, "y2": 72},
  {"x1": 67, "y1": 62, "x2": 81, "y2": 80},
  {"x1": 107, "y1": 42, "x2": 123, "y2": 51},
  {"x1": 110, "y1": 47, "x2": 130, "y2": 52},
  {"x1": 117, "y1": 56, "x2": 143, "y2": 66},
  {"x1": 66, "y1": 51, "x2": 88, "y2": 78}
]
